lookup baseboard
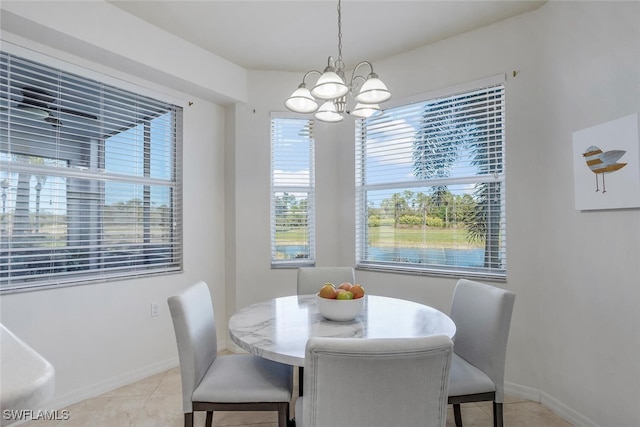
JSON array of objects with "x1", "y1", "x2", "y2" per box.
[
  {"x1": 44, "y1": 344, "x2": 232, "y2": 412},
  {"x1": 540, "y1": 391, "x2": 599, "y2": 427},
  {"x1": 504, "y1": 381, "x2": 541, "y2": 402},
  {"x1": 504, "y1": 381, "x2": 600, "y2": 427},
  {"x1": 45, "y1": 357, "x2": 179, "y2": 411}
]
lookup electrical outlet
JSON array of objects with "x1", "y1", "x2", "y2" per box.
[{"x1": 150, "y1": 301, "x2": 160, "y2": 317}]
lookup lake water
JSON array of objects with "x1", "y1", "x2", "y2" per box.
[{"x1": 276, "y1": 245, "x2": 484, "y2": 267}]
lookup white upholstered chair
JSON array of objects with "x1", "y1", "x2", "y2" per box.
[
  {"x1": 168, "y1": 281, "x2": 293, "y2": 427},
  {"x1": 447, "y1": 279, "x2": 516, "y2": 427},
  {"x1": 295, "y1": 266, "x2": 356, "y2": 399},
  {"x1": 296, "y1": 267, "x2": 355, "y2": 295},
  {"x1": 295, "y1": 335, "x2": 454, "y2": 427}
]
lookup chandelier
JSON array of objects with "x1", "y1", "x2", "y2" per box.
[{"x1": 284, "y1": 0, "x2": 391, "y2": 122}]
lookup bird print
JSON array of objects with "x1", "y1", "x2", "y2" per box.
[{"x1": 582, "y1": 145, "x2": 627, "y2": 193}]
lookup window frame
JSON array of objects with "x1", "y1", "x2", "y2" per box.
[
  {"x1": 355, "y1": 75, "x2": 506, "y2": 280},
  {"x1": 270, "y1": 113, "x2": 316, "y2": 268},
  {"x1": 0, "y1": 49, "x2": 184, "y2": 294}
]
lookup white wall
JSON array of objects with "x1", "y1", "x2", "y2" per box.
[
  {"x1": 231, "y1": 2, "x2": 640, "y2": 426},
  {"x1": 526, "y1": 3, "x2": 640, "y2": 425},
  {"x1": 0, "y1": 4, "x2": 230, "y2": 410},
  {"x1": 229, "y1": 70, "x2": 347, "y2": 312}
]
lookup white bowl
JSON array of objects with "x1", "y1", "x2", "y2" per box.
[{"x1": 315, "y1": 294, "x2": 365, "y2": 321}]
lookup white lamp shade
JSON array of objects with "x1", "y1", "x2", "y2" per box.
[
  {"x1": 355, "y1": 77, "x2": 391, "y2": 104},
  {"x1": 285, "y1": 86, "x2": 318, "y2": 113},
  {"x1": 314, "y1": 101, "x2": 343, "y2": 122},
  {"x1": 311, "y1": 71, "x2": 348, "y2": 100},
  {"x1": 351, "y1": 103, "x2": 381, "y2": 119}
]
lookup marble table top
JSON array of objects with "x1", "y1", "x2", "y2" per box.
[
  {"x1": 0, "y1": 324, "x2": 55, "y2": 426},
  {"x1": 229, "y1": 294, "x2": 456, "y2": 366}
]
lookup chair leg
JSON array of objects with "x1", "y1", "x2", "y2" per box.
[
  {"x1": 184, "y1": 413, "x2": 194, "y2": 427},
  {"x1": 298, "y1": 366, "x2": 304, "y2": 396},
  {"x1": 278, "y1": 402, "x2": 290, "y2": 427},
  {"x1": 453, "y1": 403, "x2": 463, "y2": 427},
  {"x1": 493, "y1": 402, "x2": 503, "y2": 427},
  {"x1": 205, "y1": 411, "x2": 213, "y2": 427}
]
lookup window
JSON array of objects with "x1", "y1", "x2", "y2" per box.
[
  {"x1": 270, "y1": 116, "x2": 315, "y2": 267},
  {"x1": 0, "y1": 51, "x2": 183, "y2": 293},
  {"x1": 355, "y1": 77, "x2": 505, "y2": 279}
]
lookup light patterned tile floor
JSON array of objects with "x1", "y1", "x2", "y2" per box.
[{"x1": 19, "y1": 364, "x2": 573, "y2": 427}]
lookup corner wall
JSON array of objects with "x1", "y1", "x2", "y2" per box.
[{"x1": 231, "y1": 2, "x2": 640, "y2": 426}]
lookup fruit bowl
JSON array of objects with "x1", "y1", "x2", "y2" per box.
[{"x1": 315, "y1": 293, "x2": 365, "y2": 321}]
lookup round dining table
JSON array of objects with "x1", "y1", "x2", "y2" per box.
[
  {"x1": 228, "y1": 294, "x2": 456, "y2": 367},
  {"x1": 0, "y1": 324, "x2": 55, "y2": 426}
]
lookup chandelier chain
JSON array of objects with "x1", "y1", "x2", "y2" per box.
[{"x1": 336, "y1": 0, "x2": 343, "y2": 70}]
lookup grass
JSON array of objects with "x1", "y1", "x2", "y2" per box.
[
  {"x1": 276, "y1": 226, "x2": 483, "y2": 249},
  {"x1": 368, "y1": 225, "x2": 481, "y2": 249},
  {"x1": 275, "y1": 228, "x2": 308, "y2": 245}
]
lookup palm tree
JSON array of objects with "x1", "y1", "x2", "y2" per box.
[
  {"x1": 464, "y1": 96, "x2": 504, "y2": 269},
  {"x1": 412, "y1": 91, "x2": 503, "y2": 269},
  {"x1": 414, "y1": 192, "x2": 431, "y2": 229},
  {"x1": 11, "y1": 156, "x2": 50, "y2": 237},
  {"x1": 412, "y1": 101, "x2": 471, "y2": 180}
]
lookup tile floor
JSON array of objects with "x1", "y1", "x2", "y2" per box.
[{"x1": 20, "y1": 364, "x2": 573, "y2": 427}]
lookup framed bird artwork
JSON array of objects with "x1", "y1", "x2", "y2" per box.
[{"x1": 572, "y1": 113, "x2": 640, "y2": 210}]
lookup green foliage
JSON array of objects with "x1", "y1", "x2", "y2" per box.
[
  {"x1": 368, "y1": 216, "x2": 395, "y2": 227},
  {"x1": 368, "y1": 189, "x2": 473, "y2": 229},
  {"x1": 426, "y1": 216, "x2": 444, "y2": 227},
  {"x1": 398, "y1": 215, "x2": 422, "y2": 226},
  {"x1": 274, "y1": 192, "x2": 309, "y2": 229}
]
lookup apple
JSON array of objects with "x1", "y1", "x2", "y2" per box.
[
  {"x1": 338, "y1": 282, "x2": 353, "y2": 291},
  {"x1": 336, "y1": 290, "x2": 354, "y2": 300},
  {"x1": 350, "y1": 284, "x2": 365, "y2": 299},
  {"x1": 319, "y1": 284, "x2": 337, "y2": 299}
]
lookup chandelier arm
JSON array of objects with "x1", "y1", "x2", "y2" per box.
[
  {"x1": 349, "y1": 61, "x2": 375, "y2": 91},
  {"x1": 351, "y1": 61, "x2": 375, "y2": 79},
  {"x1": 325, "y1": 56, "x2": 337, "y2": 70},
  {"x1": 347, "y1": 75, "x2": 365, "y2": 96},
  {"x1": 301, "y1": 70, "x2": 323, "y2": 85}
]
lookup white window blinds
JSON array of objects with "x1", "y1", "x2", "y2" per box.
[
  {"x1": 270, "y1": 116, "x2": 315, "y2": 267},
  {"x1": 355, "y1": 78, "x2": 506, "y2": 278},
  {"x1": 0, "y1": 51, "x2": 183, "y2": 293}
]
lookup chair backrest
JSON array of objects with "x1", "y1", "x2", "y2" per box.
[
  {"x1": 296, "y1": 267, "x2": 355, "y2": 295},
  {"x1": 302, "y1": 335, "x2": 453, "y2": 427},
  {"x1": 449, "y1": 279, "x2": 516, "y2": 402},
  {"x1": 167, "y1": 281, "x2": 218, "y2": 413}
]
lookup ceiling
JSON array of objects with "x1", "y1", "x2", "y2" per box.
[{"x1": 108, "y1": 1, "x2": 546, "y2": 73}]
